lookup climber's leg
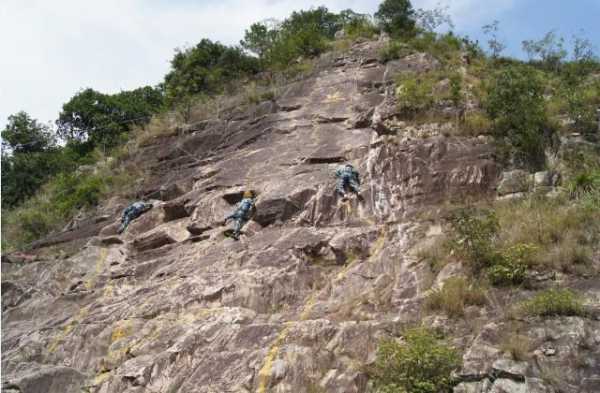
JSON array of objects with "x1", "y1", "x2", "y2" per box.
[
  {"x1": 336, "y1": 177, "x2": 348, "y2": 198},
  {"x1": 118, "y1": 215, "x2": 131, "y2": 234},
  {"x1": 348, "y1": 177, "x2": 360, "y2": 195},
  {"x1": 232, "y1": 218, "x2": 245, "y2": 240}
]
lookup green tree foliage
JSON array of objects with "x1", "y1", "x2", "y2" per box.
[
  {"x1": 375, "y1": 0, "x2": 417, "y2": 38},
  {"x1": 482, "y1": 20, "x2": 506, "y2": 58},
  {"x1": 57, "y1": 86, "x2": 163, "y2": 153},
  {"x1": 485, "y1": 64, "x2": 552, "y2": 169},
  {"x1": 1, "y1": 112, "x2": 73, "y2": 208},
  {"x1": 522, "y1": 30, "x2": 567, "y2": 72},
  {"x1": 240, "y1": 21, "x2": 279, "y2": 58},
  {"x1": 339, "y1": 9, "x2": 378, "y2": 39},
  {"x1": 1, "y1": 111, "x2": 54, "y2": 153},
  {"x1": 372, "y1": 328, "x2": 460, "y2": 393},
  {"x1": 241, "y1": 7, "x2": 343, "y2": 68},
  {"x1": 163, "y1": 39, "x2": 260, "y2": 106}
]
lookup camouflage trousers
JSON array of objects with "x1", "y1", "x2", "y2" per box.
[{"x1": 336, "y1": 176, "x2": 360, "y2": 196}]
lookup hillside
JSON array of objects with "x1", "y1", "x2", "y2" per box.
[{"x1": 2, "y1": 34, "x2": 600, "y2": 393}]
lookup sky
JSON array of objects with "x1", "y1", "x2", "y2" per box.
[{"x1": 1, "y1": 0, "x2": 599, "y2": 130}]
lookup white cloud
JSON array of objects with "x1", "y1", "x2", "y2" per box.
[{"x1": 0, "y1": 0, "x2": 515, "y2": 129}]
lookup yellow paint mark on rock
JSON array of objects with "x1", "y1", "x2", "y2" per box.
[
  {"x1": 47, "y1": 306, "x2": 90, "y2": 353},
  {"x1": 85, "y1": 247, "x2": 109, "y2": 290},
  {"x1": 323, "y1": 91, "x2": 343, "y2": 103},
  {"x1": 111, "y1": 320, "x2": 133, "y2": 343},
  {"x1": 256, "y1": 227, "x2": 387, "y2": 392},
  {"x1": 92, "y1": 371, "x2": 112, "y2": 386}
]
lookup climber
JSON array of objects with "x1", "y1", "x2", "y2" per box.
[
  {"x1": 335, "y1": 163, "x2": 361, "y2": 200},
  {"x1": 117, "y1": 201, "x2": 153, "y2": 234},
  {"x1": 224, "y1": 191, "x2": 256, "y2": 240}
]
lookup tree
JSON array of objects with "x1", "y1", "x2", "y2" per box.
[
  {"x1": 1, "y1": 112, "x2": 70, "y2": 208},
  {"x1": 522, "y1": 30, "x2": 567, "y2": 71},
  {"x1": 240, "y1": 21, "x2": 278, "y2": 59},
  {"x1": 375, "y1": 0, "x2": 417, "y2": 38},
  {"x1": 485, "y1": 65, "x2": 551, "y2": 169},
  {"x1": 57, "y1": 86, "x2": 163, "y2": 153},
  {"x1": 571, "y1": 31, "x2": 596, "y2": 62},
  {"x1": 415, "y1": 3, "x2": 454, "y2": 32},
  {"x1": 1, "y1": 111, "x2": 54, "y2": 153},
  {"x1": 482, "y1": 20, "x2": 506, "y2": 58},
  {"x1": 163, "y1": 39, "x2": 260, "y2": 105}
]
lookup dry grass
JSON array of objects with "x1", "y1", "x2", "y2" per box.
[
  {"x1": 499, "y1": 330, "x2": 532, "y2": 361},
  {"x1": 425, "y1": 276, "x2": 487, "y2": 318},
  {"x1": 493, "y1": 197, "x2": 599, "y2": 273},
  {"x1": 461, "y1": 111, "x2": 492, "y2": 136},
  {"x1": 417, "y1": 234, "x2": 450, "y2": 275}
]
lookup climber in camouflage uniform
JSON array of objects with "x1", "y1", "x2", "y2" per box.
[
  {"x1": 118, "y1": 201, "x2": 153, "y2": 234},
  {"x1": 335, "y1": 163, "x2": 361, "y2": 200},
  {"x1": 224, "y1": 191, "x2": 256, "y2": 240}
]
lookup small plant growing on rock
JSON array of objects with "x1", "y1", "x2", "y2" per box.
[
  {"x1": 522, "y1": 288, "x2": 585, "y2": 317},
  {"x1": 449, "y1": 208, "x2": 500, "y2": 272},
  {"x1": 425, "y1": 276, "x2": 487, "y2": 318},
  {"x1": 488, "y1": 243, "x2": 537, "y2": 286},
  {"x1": 371, "y1": 328, "x2": 460, "y2": 393}
]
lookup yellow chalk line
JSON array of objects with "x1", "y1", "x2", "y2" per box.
[
  {"x1": 48, "y1": 247, "x2": 108, "y2": 354},
  {"x1": 256, "y1": 227, "x2": 387, "y2": 392}
]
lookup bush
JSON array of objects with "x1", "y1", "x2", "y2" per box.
[
  {"x1": 522, "y1": 288, "x2": 585, "y2": 317},
  {"x1": 487, "y1": 243, "x2": 536, "y2": 286},
  {"x1": 409, "y1": 32, "x2": 463, "y2": 65},
  {"x1": 449, "y1": 208, "x2": 500, "y2": 272},
  {"x1": 372, "y1": 328, "x2": 460, "y2": 393},
  {"x1": 425, "y1": 277, "x2": 486, "y2": 318},
  {"x1": 379, "y1": 41, "x2": 412, "y2": 63},
  {"x1": 568, "y1": 170, "x2": 600, "y2": 198},
  {"x1": 2, "y1": 158, "x2": 135, "y2": 249},
  {"x1": 485, "y1": 64, "x2": 552, "y2": 169}
]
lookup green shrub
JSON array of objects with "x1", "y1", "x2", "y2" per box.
[
  {"x1": 2, "y1": 161, "x2": 134, "y2": 249},
  {"x1": 488, "y1": 243, "x2": 536, "y2": 286},
  {"x1": 344, "y1": 16, "x2": 378, "y2": 39},
  {"x1": 425, "y1": 277, "x2": 486, "y2": 318},
  {"x1": 409, "y1": 32, "x2": 463, "y2": 64},
  {"x1": 449, "y1": 208, "x2": 500, "y2": 272},
  {"x1": 379, "y1": 40, "x2": 412, "y2": 63},
  {"x1": 522, "y1": 288, "x2": 585, "y2": 317},
  {"x1": 372, "y1": 328, "x2": 460, "y2": 393},
  {"x1": 484, "y1": 64, "x2": 552, "y2": 169},
  {"x1": 568, "y1": 170, "x2": 600, "y2": 198}
]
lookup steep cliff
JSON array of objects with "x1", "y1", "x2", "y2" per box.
[{"x1": 2, "y1": 38, "x2": 599, "y2": 393}]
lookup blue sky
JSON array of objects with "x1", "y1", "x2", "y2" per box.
[
  {"x1": 1, "y1": 0, "x2": 599, "y2": 130},
  {"x1": 457, "y1": 0, "x2": 600, "y2": 59}
]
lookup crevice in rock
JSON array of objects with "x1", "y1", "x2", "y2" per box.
[{"x1": 303, "y1": 156, "x2": 346, "y2": 164}]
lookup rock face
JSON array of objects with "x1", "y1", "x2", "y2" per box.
[{"x1": 2, "y1": 39, "x2": 599, "y2": 393}]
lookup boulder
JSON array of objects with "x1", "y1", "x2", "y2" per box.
[
  {"x1": 533, "y1": 171, "x2": 561, "y2": 187},
  {"x1": 254, "y1": 197, "x2": 301, "y2": 227},
  {"x1": 497, "y1": 170, "x2": 531, "y2": 196},
  {"x1": 132, "y1": 231, "x2": 176, "y2": 251},
  {"x1": 3, "y1": 364, "x2": 87, "y2": 393}
]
